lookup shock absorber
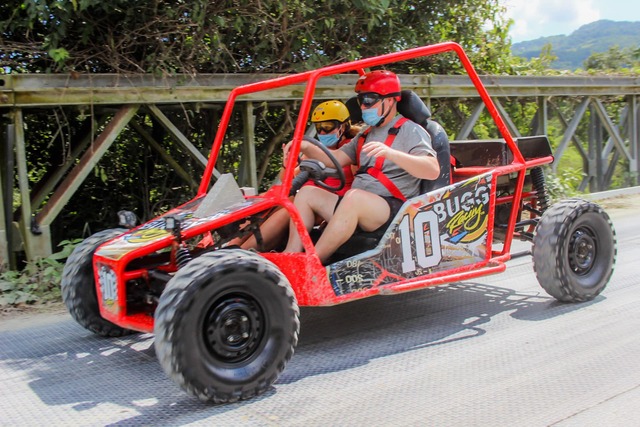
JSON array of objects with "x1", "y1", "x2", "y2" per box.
[
  {"x1": 175, "y1": 244, "x2": 193, "y2": 269},
  {"x1": 165, "y1": 215, "x2": 192, "y2": 269},
  {"x1": 531, "y1": 167, "x2": 550, "y2": 213}
]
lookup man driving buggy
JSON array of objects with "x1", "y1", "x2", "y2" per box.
[{"x1": 283, "y1": 70, "x2": 441, "y2": 263}]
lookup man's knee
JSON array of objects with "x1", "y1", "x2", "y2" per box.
[
  {"x1": 340, "y1": 189, "x2": 380, "y2": 211},
  {"x1": 338, "y1": 189, "x2": 390, "y2": 228}
]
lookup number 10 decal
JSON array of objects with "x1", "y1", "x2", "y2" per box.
[{"x1": 398, "y1": 211, "x2": 442, "y2": 273}]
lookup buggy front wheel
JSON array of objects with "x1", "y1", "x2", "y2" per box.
[{"x1": 154, "y1": 249, "x2": 299, "y2": 403}]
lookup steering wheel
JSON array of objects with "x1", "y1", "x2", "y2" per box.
[{"x1": 289, "y1": 136, "x2": 346, "y2": 195}]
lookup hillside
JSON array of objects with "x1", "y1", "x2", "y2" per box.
[{"x1": 511, "y1": 20, "x2": 640, "y2": 69}]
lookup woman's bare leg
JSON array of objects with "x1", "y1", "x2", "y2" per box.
[{"x1": 284, "y1": 186, "x2": 339, "y2": 253}]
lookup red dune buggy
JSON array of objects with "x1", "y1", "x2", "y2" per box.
[{"x1": 61, "y1": 42, "x2": 616, "y2": 403}]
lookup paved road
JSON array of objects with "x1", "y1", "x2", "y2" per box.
[{"x1": 1, "y1": 196, "x2": 639, "y2": 426}]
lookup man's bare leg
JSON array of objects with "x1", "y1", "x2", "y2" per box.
[{"x1": 314, "y1": 189, "x2": 390, "y2": 263}]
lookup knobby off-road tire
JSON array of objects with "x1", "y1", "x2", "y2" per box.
[
  {"x1": 154, "y1": 249, "x2": 299, "y2": 403},
  {"x1": 532, "y1": 198, "x2": 616, "y2": 302},
  {"x1": 60, "y1": 228, "x2": 132, "y2": 337}
]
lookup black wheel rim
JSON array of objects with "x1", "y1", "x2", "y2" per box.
[
  {"x1": 203, "y1": 293, "x2": 264, "y2": 363},
  {"x1": 568, "y1": 226, "x2": 597, "y2": 275}
]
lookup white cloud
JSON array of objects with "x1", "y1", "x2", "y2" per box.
[{"x1": 504, "y1": 0, "x2": 601, "y2": 42}]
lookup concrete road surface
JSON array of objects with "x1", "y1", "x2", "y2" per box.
[{"x1": 1, "y1": 194, "x2": 639, "y2": 426}]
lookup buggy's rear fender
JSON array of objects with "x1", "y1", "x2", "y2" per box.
[{"x1": 450, "y1": 136, "x2": 553, "y2": 169}]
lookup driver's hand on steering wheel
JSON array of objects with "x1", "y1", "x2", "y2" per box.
[{"x1": 283, "y1": 139, "x2": 307, "y2": 161}]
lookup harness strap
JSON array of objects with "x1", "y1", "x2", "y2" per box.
[
  {"x1": 355, "y1": 131, "x2": 370, "y2": 169},
  {"x1": 356, "y1": 117, "x2": 409, "y2": 201},
  {"x1": 366, "y1": 168, "x2": 406, "y2": 201}
]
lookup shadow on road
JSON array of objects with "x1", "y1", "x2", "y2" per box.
[
  {"x1": 280, "y1": 281, "x2": 601, "y2": 383},
  {"x1": 0, "y1": 281, "x2": 602, "y2": 424}
]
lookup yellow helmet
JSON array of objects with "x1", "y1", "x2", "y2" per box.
[{"x1": 311, "y1": 100, "x2": 350, "y2": 123}]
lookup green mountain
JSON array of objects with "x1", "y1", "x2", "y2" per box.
[{"x1": 511, "y1": 20, "x2": 640, "y2": 69}]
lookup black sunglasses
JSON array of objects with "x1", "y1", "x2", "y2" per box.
[
  {"x1": 357, "y1": 92, "x2": 401, "y2": 108},
  {"x1": 357, "y1": 93, "x2": 385, "y2": 108}
]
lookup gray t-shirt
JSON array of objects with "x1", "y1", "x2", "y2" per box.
[{"x1": 341, "y1": 115, "x2": 436, "y2": 199}]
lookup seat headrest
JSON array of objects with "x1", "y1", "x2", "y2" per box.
[
  {"x1": 345, "y1": 96, "x2": 362, "y2": 124},
  {"x1": 397, "y1": 90, "x2": 431, "y2": 124}
]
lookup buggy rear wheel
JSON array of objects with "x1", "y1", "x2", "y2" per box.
[
  {"x1": 60, "y1": 228, "x2": 132, "y2": 337},
  {"x1": 532, "y1": 198, "x2": 616, "y2": 302},
  {"x1": 154, "y1": 249, "x2": 299, "y2": 403}
]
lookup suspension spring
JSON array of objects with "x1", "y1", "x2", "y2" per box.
[
  {"x1": 175, "y1": 245, "x2": 192, "y2": 269},
  {"x1": 530, "y1": 167, "x2": 550, "y2": 213}
]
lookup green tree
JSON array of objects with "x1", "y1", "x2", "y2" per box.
[
  {"x1": 1, "y1": 0, "x2": 516, "y2": 247},
  {"x1": 584, "y1": 46, "x2": 640, "y2": 72},
  {"x1": 2, "y1": 0, "x2": 512, "y2": 75}
]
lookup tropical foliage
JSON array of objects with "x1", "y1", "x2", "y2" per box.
[
  {"x1": 0, "y1": 239, "x2": 81, "y2": 307},
  {"x1": 1, "y1": 0, "x2": 512, "y2": 75}
]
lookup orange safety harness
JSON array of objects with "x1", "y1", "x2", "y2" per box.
[{"x1": 355, "y1": 117, "x2": 409, "y2": 202}]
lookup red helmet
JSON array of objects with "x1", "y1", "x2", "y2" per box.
[{"x1": 355, "y1": 70, "x2": 401, "y2": 98}]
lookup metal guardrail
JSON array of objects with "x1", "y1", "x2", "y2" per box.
[
  {"x1": 583, "y1": 185, "x2": 640, "y2": 200},
  {"x1": 2, "y1": 74, "x2": 639, "y2": 107},
  {"x1": 0, "y1": 73, "x2": 639, "y2": 264}
]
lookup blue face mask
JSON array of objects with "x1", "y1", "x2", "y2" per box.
[
  {"x1": 318, "y1": 133, "x2": 340, "y2": 148},
  {"x1": 361, "y1": 108, "x2": 384, "y2": 126}
]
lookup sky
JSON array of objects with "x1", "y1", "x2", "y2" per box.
[{"x1": 504, "y1": 0, "x2": 640, "y2": 43}]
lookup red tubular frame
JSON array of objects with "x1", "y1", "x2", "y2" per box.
[
  {"x1": 96, "y1": 42, "x2": 555, "y2": 331},
  {"x1": 198, "y1": 43, "x2": 536, "y2": 263}
]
